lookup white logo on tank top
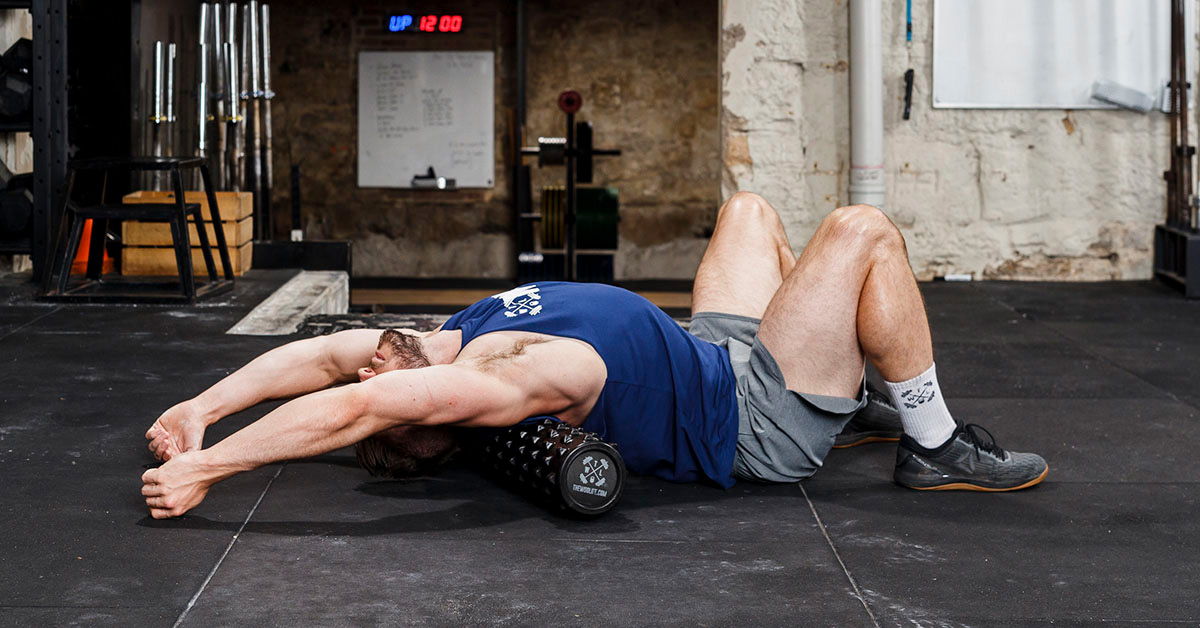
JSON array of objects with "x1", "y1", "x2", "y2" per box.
[{"x1": 491, "y1": 284, "x2": 543, "y2": 318}]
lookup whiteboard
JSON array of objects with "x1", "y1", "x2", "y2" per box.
[
  {"x1": 933, "y1": 0, "x2": 1195, "y2": 109},
  {"x1": 357, "y1": 51, "x2": 494, "y2": 187}
]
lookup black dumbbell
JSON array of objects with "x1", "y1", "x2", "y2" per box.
[
  {"x1": 7, "y1": 172, "x2": 31, "y2": 192},
  {"x1": 0, "y1": 39, "x2": 33, "y2": 120},
  {"x1": 478, "y1": 418, "x2": 626, "y2": 517},
  {"x1": 2, "y1": 38, "x2": 31, "y2": 75},
  {"x1": 0, "y1": 73, "x2": 31, "y2": 119},
  {"x1": 0, "y1": 158, "x2": 30, "y2": 189},
  {"x1": 0, "y1": 188, "x2": 31, "y2": 234},
  {"x1": 0, "y1": 159, "x2": 33, "y2": 236}
]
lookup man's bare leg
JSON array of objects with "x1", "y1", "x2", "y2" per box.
[
  {"x1": 693, "y1": 192, "x2": 796, "y2": 318},
  {"x1": 757, "y1": 204, "x2": 952, "y2": 447},
  {"x1": 756, "y1": 204, "x2": 1047, "y2": 491},
  {"x1": 756, "y1": 204, "x2": 931, "y2": 397},
  {"x1": 696, "y1": 195, "x2": 926, "y2": 382}
]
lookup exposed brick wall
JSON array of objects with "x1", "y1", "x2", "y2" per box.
[
  {"x1": 271, "y1": 0, "x2": 516, "y2": 277},
  {"x1": 270, "y1": 0, "x2": 718, "y2": 278},
  {"x1": 526, "y1": 0, "x2": 720, "y2": 279}
]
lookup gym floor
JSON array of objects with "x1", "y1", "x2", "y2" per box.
[{"x1": 1, "y1": 270, "x2": 1197, "y2": 627}]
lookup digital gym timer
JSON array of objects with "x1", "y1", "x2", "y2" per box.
[{"x1": 388, "y1": 14, "x2": 464, "y2": 33}]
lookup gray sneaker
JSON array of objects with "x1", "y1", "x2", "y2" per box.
[
  {"x1": 894, "y1": 423, "x2": 1049, "y2": 491},
  {"x1": 834, "y1": 382, "x2": 902, "y2": 448}
]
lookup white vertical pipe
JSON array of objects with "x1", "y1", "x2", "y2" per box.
[{"x1": 849, "y1": 0, "x2": 886, "y2": 209}]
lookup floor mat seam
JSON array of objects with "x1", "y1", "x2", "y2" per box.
[
  {"x1": 171, "y1": 463, "x2": 286, "y2": 628},
  {"x1": 799, "y1": 483, "x2": 881, "y2": 628},
  {"x1": 0, "y1": 306, "x2": 61, "y2": 343}
]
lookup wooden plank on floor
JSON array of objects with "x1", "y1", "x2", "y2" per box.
[{"x1": 229, "y1": 271, "x2": 350, "y2": 335}]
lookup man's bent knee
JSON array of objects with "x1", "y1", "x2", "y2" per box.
[
  {"x1": 822, "y1": 204, "x2": 905, "y2": 254},
  {"x1": 718, "y1": 192, "x2": 789, "y2": 244},
  {"x1": 720, "y1": 191, "x2": 775, "y2": 220}
]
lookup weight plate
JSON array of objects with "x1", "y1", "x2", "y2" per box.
[{"x1": 557, "y1": 90, "x2": 582, "y2": 114}]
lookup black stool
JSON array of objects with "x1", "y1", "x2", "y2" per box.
[{"x1": 41, "y1": 156, "x2": 235, "y2": 303}]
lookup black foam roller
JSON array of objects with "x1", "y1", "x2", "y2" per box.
[{"x1": 479, "y1": 418, "x2": 626, "y2": 516}]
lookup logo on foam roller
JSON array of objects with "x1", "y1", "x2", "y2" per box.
[
  {"x1": 491, "y1": 285, "x2": 543, "y2": 318},
  {"x1": 571, "y1": 456, "x2": 610, "y2": 497}
]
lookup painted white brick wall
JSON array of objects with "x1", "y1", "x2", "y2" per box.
[{"x1": 721, "y1": 0, "x2": 1193, "y2": 280}]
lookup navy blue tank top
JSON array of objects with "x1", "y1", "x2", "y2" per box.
[{"x1": 442, "y1": 282, "x2": 738, "y2": 487}]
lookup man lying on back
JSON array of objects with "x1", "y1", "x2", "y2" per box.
[{"x1": 142, "y1": 193, "x2": 1047, "y2": 519}]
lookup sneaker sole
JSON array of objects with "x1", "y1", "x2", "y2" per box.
[
  {"x1": 903, "y1": 464, "x2": 1050, "y2": 492},
  {"x1": 832, "y1": 434, "x2": 901, "y2": 449}
]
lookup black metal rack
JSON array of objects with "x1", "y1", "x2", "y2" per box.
[
  {"x1": 1154, "y1": 0, "x2": 1199, "y2": 298},
  {"x1": 0, "y1": 4, "x2": 61, "y2": 272},
  {"x1": 27, "y1": 0, "x2": 69, "y2": 284}
]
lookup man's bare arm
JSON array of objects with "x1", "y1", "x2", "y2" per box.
[
  {"x1": 146, "y1": 329, "x2": 386, "y2": 460},
  {"x1": 141, "y1": 364, "x2": 532, "y2": 519},
  {"x1": 185, "y1": 328, "x2": 386, "y2": 418}
]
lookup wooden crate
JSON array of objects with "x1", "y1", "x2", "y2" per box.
[
  {"x1": 123, "y1": 241, "x2": 253, "y2": 277},
  {"x1": 120, "y1": 190, "x2": 253, "y2": 276},
  {"x1": 121, "y1": 190, "x2": 253, "y2": 221},
  {"x1": 122, "y1": 215, "x2": 253, "y2": 247}
]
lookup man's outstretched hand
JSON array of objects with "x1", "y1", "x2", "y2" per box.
[
  {"x1": 141, "y1": 451, "x2": 213, "y2": 519},
  {"x1": 146, "y1": 401, "x2": 208, "y2": 461}
]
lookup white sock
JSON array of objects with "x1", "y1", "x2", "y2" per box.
[{"x1": 884, "y1": 363, "x2": 957, "y2": 449}]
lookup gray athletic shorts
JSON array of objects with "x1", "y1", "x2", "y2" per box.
[{"x1": 689, "y1": 312, "x2": 868, "y2": 483}]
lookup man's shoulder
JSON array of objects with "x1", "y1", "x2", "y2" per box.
[{"x1": 456, "y1": 330, "x2": 602, "y2": 366}]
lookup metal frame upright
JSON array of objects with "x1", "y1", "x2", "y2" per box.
[
  {"x1": 1154, "y1": 0, "x2": 1200, "y2": 298},
  {"x1": 30, "y1": 0, "x2": 69, "y2": 285}
]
